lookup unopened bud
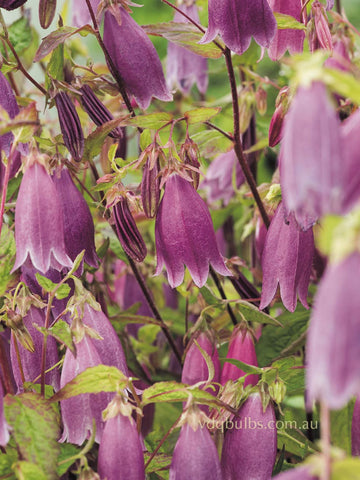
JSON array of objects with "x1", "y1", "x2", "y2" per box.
[
  {"x1": 239, "y1": 87, "x2": 255, "y2": 134},
  {"x1": 268, "y1": 379, "x2": 286, "y2": 404},
  {"x1": 55, "y1": 91, "x2": 84, "y2": 162},
  {"x1": 180, "y1": 137, "x2": 201, "y2": 189},
  {"x1": 269, "y1": 87, "x2": 289, "y2": 147},
  {"x1": 39, "y1": 0, "x2": 57, "y2": 29},
  {"x1": 141, "y1": 158, "x2": 160, "y2": 218},
  {"x1": 255, "y1": 86, "x2": 267, "y2": 116},
  {"x1": 312, "y1": 1, "x2": 333, "y2": 51},
  {"x1": 80, "y1": 84, "x2": 123, "y2": 139},
  {"x1": 113, "y1": 197, "x2": 147, "y2": 262}
]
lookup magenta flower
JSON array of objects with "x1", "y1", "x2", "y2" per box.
[
  {"x1": 307, "y1": 252, "x2": 360, "y2": 410},
  {"x1": 268, "y1": 0, "x2": 305, "y2": 61},
  {"x1": 200, "y1": 149, "x2": 244, "y2": 205},
  {"x1": 72, "y1": 0, "x2": 99, "y2": 27},
  {"x1": 260, "y1": 202, "x2": 314, "y2": 312},
  {"x1": 60, "y1": 334, "x2": 113, "y2": 444},
  {"x1": 170, "y1": 422, "x2": 222, "y2": 480},
  {"x1": 98, "y1": 403, "x2": 145, "y2": 480},
  {"x1": 55, "y1": 92, "x2": 84, "y2": 162},
  {"x1": 221, "y1": 393, "x2": 277, "y2": 480},
  {"x1": 182, "y1": 331, "x2": 221, "y2": 387},
  {"x1": 167, "y1": 4, "x2": 208, "y2": 95},
  {"x1": 352, "y1": 397, "x2": 360, "y2": 456},
  {"x1": 103, "y1": 7, "x2": 172, "y2": 110},
  {"x1": 13, "y1": 161, "x2": 72, "y2": 273},
  {"x1": 10, "y1": 306, "x2": 60, "y2": 391},
  {"x1": 201, "y1": 0, "x2": 277, "y2": 55},
  {"x1": 155, "y1": 174, "x2": 230, "y2": 288},
  {"x1": 0, "y1": 380, "x2": 10, "y2": 447},
  {"x1": 279, "y1": 82, "x2": 344, "y2": 230},
  {"x1": 221, "y1": 327, "x2": 259, "y2": 387},
  {"x1": 52, "y1": 167, "x2": 99, "y2": 271},
  {"x1": 0, "y1": 0, "x2": 27, "y2": 10}
]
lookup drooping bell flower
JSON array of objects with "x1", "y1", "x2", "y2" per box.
[
  {"x1": 155, "y1": 174, "x2": 231, "y2": 288},
  {"x1": 0, "y1": 0, "x2": 27, "y2": 10},
  {"x1": 13, "y1": 161, "x2": 72, "y2": 273},
  {"x1": 352, "y1": 397, "x2": 360, "y2": 456},
  {"x1": 0, "y1": 380, "x2": 10, "y2": 447},
  {"x1": 113, "y1": 196, "x2": 147, "y2": 262},
  {"x1": 10, "y1": 306, "x2": 60, "y2": 392},
  {"x1": 60, "y1": 333, "x2": 113, "y2": 444},
  {"x1": 167, "y1": 3, "x2": 208, "y2": 95},
  {"x1": 201, "y1": 0, "x2": 277, "y2": 56},
  {"x1": 82, "y1": 303, "x2": 128, "y2": 376},
  {"x1": 80, "y1": 84, "x2": 123, "y2": 139},
  {"x1": 221, "y1": 393, "x2": 277, "y2": 480},
  {"x1": 306, "y1": 252, "x2": 360, "y2": 410},
  {"x1": 221, "y1": 327, "x2": 258, "y2": 387},
  {"x1": 182, "y1": 331, "x2": 221, "y2": 396},
  {"x1": 339, "y1": 108, "x2": 360, "y2": 213},
  {"x1": 103, "y1": 7, "x2": 172, "y2": 110},
  {"x1": 274, "y1": 466, "x2": 318, "y2": 479},
  {"x1": 279, "y1": 82, "x2": 343, "y2": 230},
  {"x1": 260, "y1": 202, "x2": 314, "y2": 312},
  {"x1": 200, "y1": 149, "x2": 244, "y2": 205},
  {"x1": 98, "y1": 396, "x2": 145, "y2": 480},
  {"x1": 170, "y1": 410, "x2": 222, "y2": 480},
  {"x1": 268, "y1": 0, "x2": 305, "y2": 61},
  {"x1": 52, "y1": 167, "x2": 99, "y2": 272},
  {"x1": 141, "y1": 158, "x2": 161, "y2": 219},
  {"x1": 325, "y1": 38, "x2": 351, "y2": 72},
  {"x1": 55, "y1": 92, "x2": 84, "y2": 162}
]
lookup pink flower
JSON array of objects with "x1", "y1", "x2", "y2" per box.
[{"x1": 155, "y1": 174, "x2": 230, "y2": 288}]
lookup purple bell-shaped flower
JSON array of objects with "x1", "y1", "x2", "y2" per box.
[
  {"x1": 13, "y1": 161, "x2": 72, "y2": 273},
  {"x1": 155, "y1": 174, "x2": 230, "y2": 288},
  {"x1": 103, "y1": 7, "x2": 172, "y2": 110},
  {"x1": 268, "y1": 0, "x2": 305, "y2": 61},
  {"x1": 260, "y1": 202, "x2": 314, "y2": 312},
  {"x1": 306, "y1": 252, "x2": 360, "y2": 410},
  {"x1": 201, "y1": 0, "x2": 277, "y2": 56},
  {"x1": 167, "y1": 3, "x2": 208, "y2": 95},
  {"x1": 52, "y1": 167, "x2": 99, "y2": 272}
]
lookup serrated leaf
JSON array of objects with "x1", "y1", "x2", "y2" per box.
[
  {"x1": 4, "y1": 393, "x2": 60, "y2": 480},
  {"x1": 233, "y1": 300, "x2": 282, "y2": 326},
  {"x1": 331, "y1": 399, "x2": 355, "y2": 456},
  {"x1": 144, "y1": 452, "x2": 172, "y2": 474},
  {"x1": 5, "y1": 17, "x2": 33, "y2": 56},
  {"x1": 35, "y1": 273, "x2": 57, "y2": 293},
  {"x1": 141, "y1": 381, "x2": 220, "y2": 407},
  {"x1": 50, "y1": 365, "x2": 128, "y2": 402},
  {"x1": 13, "y1": 461, "x2": 47, "y2": 480},
  {"x1": 332, "y1": 458, "x2": 360, "y2": 480},
  {"x1": 184, "y1": 107, "x2": 221, "y2": 124},
  {"x1": 48, "y1": 320, "x2": 75, "y2": 354},
  {"x1": 125, "y1": 112, "x2": 173, "y2": 130},
  {"x1": 0, "y1": 224, "x2": 16, "y2": 296},
  {"x1": 55, "y1": 283, "x2": 71, "y2": 300},
  {"x1": 143, "y1": 22, "x2": 223, "y2": 59},
  {"x1": 34, "y1": 25, "x2": 94, "y2": 61},
  {"x1": 222, "y1": 358, "x2": 263, "y2": 375},
  {"x1": 83, "y1": 117, "x2": 127, "y2": 161},
  {"x1": 274, "y1": 12, "x2": 306, "y2": 30},
  {"x1": 57, "y1": 443, "x2": 80, "y2": 476}
]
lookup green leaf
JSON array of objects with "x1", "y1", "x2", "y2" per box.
[
  {"x1": 324, "y1": 68, "x2": 360, "y2": 104},
  {"x1": 83, "y1": 117, "x2": 126, "y2": 160},
  {"x1": 144, "y1": 452, "x2": 172, "y2": 474},
  {"x1": 13, "y1": 461, "x2": 47, "y2": 480},
  {"x1": 184, "y1": 107, "x2": 221, "y2": 125},
  {"x1": 274, "y1": 12, "x2": 306, "y2": 30},
  {"x1": 330, "y1": 399, "x2": 355, "y2": 456},
  {"x1": 143, "y1": 22, "x2": 223, "y2": 59},
  {"x1": 192, "y1": 130, "x2": 232, "y2": 158},
  {"x1": 142, "y1": 381, "x2": 220, "y2": 407},
  {"x1": 68, "y1": 250, "x2": 85, "y2": 276},
  {"x1": 125, "y1": 112, "x2": 173, "y2": 130},
  {"x1": 35, "y1": 273, "x2": 57, "y2": 293},
  {"x1": 222, "y1": 358, "x2": 263, "y2": 375},
  {"x1": 55, "y1": 283, "x2": 71, "y2": 300},
  {"x1": 50, "y1": 365, "x2": 128, "y2": 402},
  {"x1": 140, "y1": 129, "x2": 152, "y2": 150},
  {"x1": 8, "y1": 17, "x2": 33, "y2": 55},
  {"x1": 277, "y1": 428, "x2": 317, "y2": 458},
  {"x1": 332, "y1": 458, "x2": 360, "y2": 480},
  {"x1": 4, "y1": 393, "x2": 60, "y2": 480},
  {"x1": 256, "y1": 310, "x2": 310, "y2": 367},
  {"x1": 48, "y1": 320, "x2": 75, "y2": 355},
  {"x1": 233, "y1": 300, "x2": 282, "y2": 326},
  {"x1": 272, "y1": 357, "x2": 305, "y2": 395},
  {"x1": 57, "y1": 443, "x2": 80, "y2": 476},
  {"x1": 45, "y1": 43, "x2": 64, "y2": 90},
  {"x1": 0, "y1": 444, "x2": 18, "y2": 479},
  {"x1": 0, "y1": 224, "x2": 16, "y2": 297},
  {"x1": 117, "y1": 313, "x2": 162, "y2": 326},
  {"x1": 199, "y1": 286, "x2": 223, "y2": 306},
  {"x1": 34, "y1": 25, "x2": 94, "y2": 61}
]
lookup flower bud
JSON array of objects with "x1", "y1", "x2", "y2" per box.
[
  {"x1": 55, "y1": 91, "x2": 84, "y2": 162},
  {"x1": 80, "y1": 84, "x2": 123, "y2": 139},
  {"x1": 255, "y1": 86, "x2": 267, "y2": 116},
  {"x1": 39, "y1": 0, "x2": 56, "y2": 29},
  {"x1": 113, "y1": 197, "x2": 147, "y2": 262},
  {"x1": 141, "y1": 158, "x2": 161, "y2": 218},
  {"x1": 310, "y1": 1, "x2": 333, "y2": 52},
  {"x1": 239, "y1": 87, "x2": 255, "y2": 134},
  {"x1": 180, "y1": 137, "x2": 201, "y2": 190}
]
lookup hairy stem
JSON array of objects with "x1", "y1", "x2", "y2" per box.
[{"x1": 224, "y1": 48, "x2": 270, "y2": 228}]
